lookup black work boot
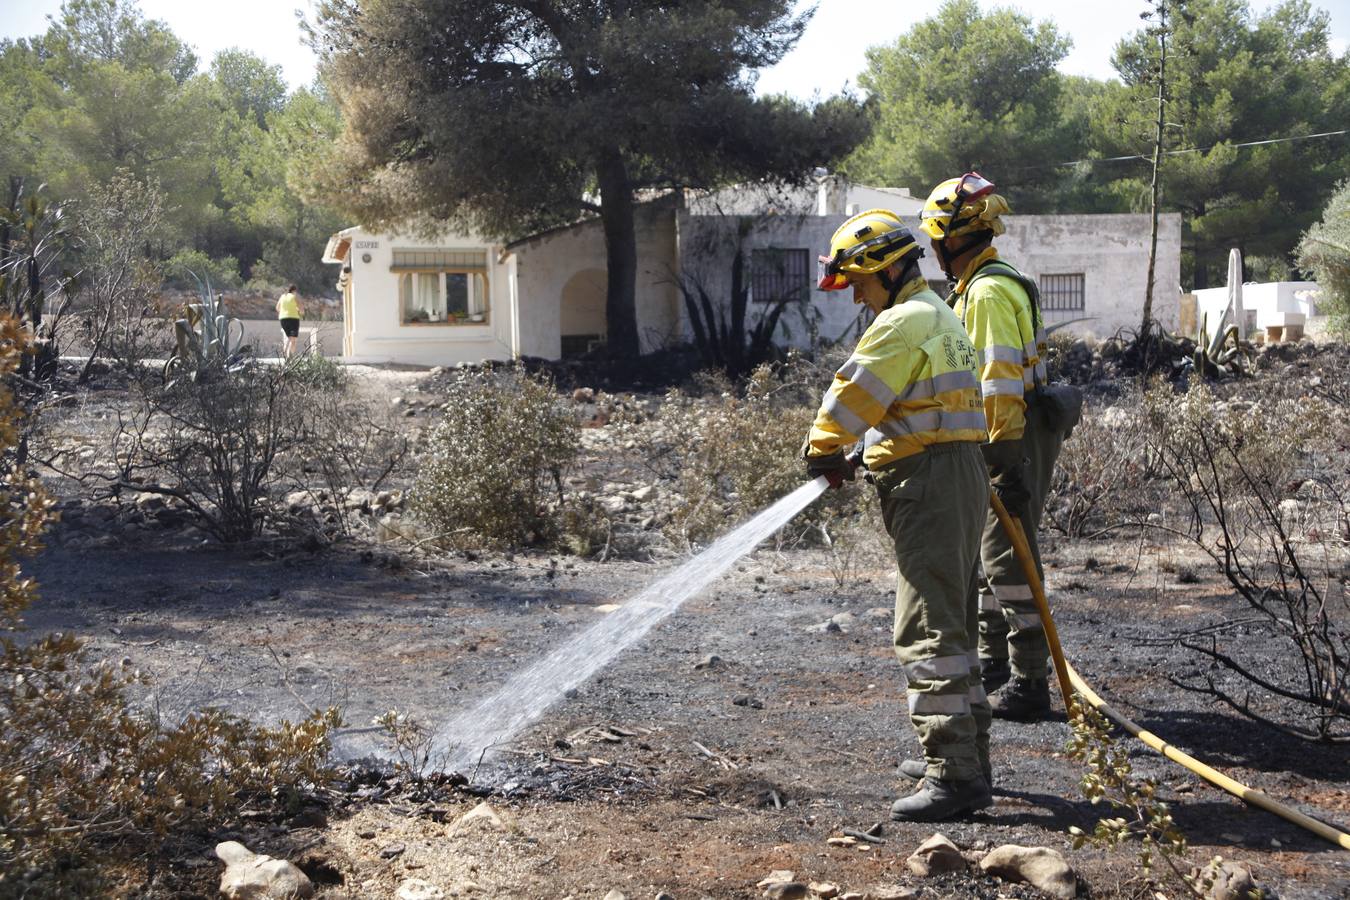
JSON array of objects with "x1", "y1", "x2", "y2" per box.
[
  {"x1": 980, "y1": 657, "x2": 1011, "y2": 693},
  {"x1": 890, "y1": 776, "x2": 991, "y2": 822},
  {"x1": 898, "y1": 758, "x2": 993, "y2": 790},
  {"x1": 989, "y1": 675, "x2": 1051, "y2": 721}
]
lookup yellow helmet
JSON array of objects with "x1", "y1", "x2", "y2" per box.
[
  {"x1": 816, "y1": 208, "x2": 923, "y2": 291},
  {"x1": 918, "y1": 172, "x2": 1010, "y2": 241}
]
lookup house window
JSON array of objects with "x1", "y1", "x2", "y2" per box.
[
  {"x1": 1039, "y1": 273, "x2": 1085, "y2": 312},
  {"x1": 750, "y1": 248, "x2": 810, "y2": 304},
  {"x1": 393, "y1": 248, "x2": 490, "y2": 325}
]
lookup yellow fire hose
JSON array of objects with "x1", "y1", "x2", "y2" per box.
[{"x1": 988, "y1": 492, "x2": 1350, "y2": 851}]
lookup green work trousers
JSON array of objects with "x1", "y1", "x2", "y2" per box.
[
  {"x1": 978, "y1": 398, "x2": 1064, "y2": 679},
  {"x1": 874, "y1": 440, "x2": 991, "y2": 783}
]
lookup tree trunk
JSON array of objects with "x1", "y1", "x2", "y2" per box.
[
  {"x1": 595, "y1": 147, "x2": 640, "y2": 358},
  {"x1": 1142, "y1": 12, "x2": 1167, "y2": 339}
]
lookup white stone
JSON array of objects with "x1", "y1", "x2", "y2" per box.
[
  {"x1": 631, "y1": 485, "x2": 655, "y2": 503},
  {"x1": 451, "y1": 801, "x2": 515, "y2": 834},
  {"x1": 397, "y1": 879, "x2": 446, "y2": 900},
  {"x1": 215, "y1": 841, "x2": 314, "y2": 899}
]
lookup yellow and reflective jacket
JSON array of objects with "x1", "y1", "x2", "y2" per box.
[
  {"x1": 949, "y1": 248, "x2": 1048, "y2": 444},
  {"x1": 807, "y1": 278, "x2": 988, "y2": 469}
]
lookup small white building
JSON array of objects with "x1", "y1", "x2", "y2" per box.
[
  {"x1": 322, "y1": 179, "x2": 1182, "y2": 364},
  {"x1": 1193, "y1": 280, "x2": 1321, "y2": 343},
  {"x1": 322, "y1": 227, "x2": 518, "y2": 365}
]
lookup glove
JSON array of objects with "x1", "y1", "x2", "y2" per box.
[
  {"x1": 805, "y1": 450, "x2": 856, "y2": 490},
  {"x1": 982, "y1": 439, "x2": 1031, "y2": 519}
]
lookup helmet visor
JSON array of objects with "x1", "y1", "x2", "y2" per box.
[
  {"x1": 817, "y1": 255, "x2": 851, "y2": 291},
  {"x1": 956, "y1": 172, "x2": 996, "y2": 202}
]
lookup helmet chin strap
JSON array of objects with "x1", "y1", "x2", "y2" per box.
[
  {"x1": 879, "y1": 260, "x2": 921, "y2": 310},
  {"x1": 938, "y1": 232, "x2": 990, "y2": 282}
]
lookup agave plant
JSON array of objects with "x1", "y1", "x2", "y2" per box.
[{"x1": 163, "y1": 271, "x2": 247, "y2": 383}]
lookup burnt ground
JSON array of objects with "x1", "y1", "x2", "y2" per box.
[{"x1": 28, "y1": 514, "x2": 1350, "y2": 898}]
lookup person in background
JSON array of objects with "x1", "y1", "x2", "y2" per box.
[
  {"x1": 276, "y1": 284, "x2": 302, "y2": 358},
  {"x1": 918, "y1": 172, "x2": 1062, "y2": 721},
  {"x1": 804, "y1": 209, "x2": 992, "y2": 822}
]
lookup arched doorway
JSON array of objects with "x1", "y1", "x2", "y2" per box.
[{"x1": 560, "y1": 268, "x2": 607, "y2": 357}]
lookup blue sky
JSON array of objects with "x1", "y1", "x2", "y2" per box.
[{"x1": 2, "y1": 0, "x2": 1346, "y2": 98}]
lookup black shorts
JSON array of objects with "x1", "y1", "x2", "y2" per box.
[{"x1": 280, "y1": 318, "x2": 300, "y2": 338}]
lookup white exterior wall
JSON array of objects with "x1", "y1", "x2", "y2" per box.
[
  {"x1": 1193, "y1": 280, "x2": 1321, "y2": 341},
  {"x1": 509, "y1": 203, "x2": 682, "y2": 358},
  {"x1": 338, "y1": 227, "x2": 516, "y2": 366},
  {"x1": 995, "y1": 213, "x2": 1183, "y2": 337}
]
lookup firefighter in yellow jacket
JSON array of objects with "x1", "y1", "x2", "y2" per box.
[
  {"x1": 804, "y1": 209, "x2": 992, "y2": 821},
  {"x1": 918, "y1": 173, "x2": 1063, "y2": 721}
]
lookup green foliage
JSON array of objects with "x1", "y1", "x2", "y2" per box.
[
  {"x1": 284, "y1": 349, "x2": 346, "y2": 390},
  {"x1": 412, "y1": 371, "x2": 579, "y2": 549},
  {"x1": 0, "y1": 2, "x2": 346, "y2": 297},
  {"x1": 1101, "y1": 0, "x2": 1350, "y2": 287},
  {"x1": 163, "y1": 273, "x2": 247, "y2": 384},
  {"x1": 1066, "y1": 704, "x2": 1200, "y2": 895},
  {"x1": 164, "y1": 248, "x2": 242, "y2": 290},
  {"x1": 308, "y1": 0, "x2": 868, "y2": 355},
  {"x1": 1297, "y1": 179, "x2": 1350, "y2": 334},
  {"x1": 846, "y1": 0, "x2": 1073, "y2": 210}
]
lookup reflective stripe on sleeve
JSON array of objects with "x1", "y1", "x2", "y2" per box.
[
  {"x1": 821, "y1": 393, "x2": 868, "y2": 438},
  {"x1": 969, "y1": 683, "x2": 988, "y2": 705},
  {"x1": 979, "y1": 344, "x2": 1023, "y2": 366},
  {"x1": 903, "y1": 654, "x2": 972, "y2": 682},
  {"x1": 838, "y1": 360, "x2": 898, "y2": 409},
  {"x1": 978, "y1": 593, "x2": 1002, "y2": 612},
  {"x1": 908, "y1": 691, "x2": 972, "y2": 715},
  {"x1": 982, "y1": 378, "x2": 1026, "y2": 398},
  {"x1": 1008, "y1": 612, "x2": 1043, "y2": 630}
]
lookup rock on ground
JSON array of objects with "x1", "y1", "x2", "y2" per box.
[
  {"x1": 396, "y1": 879, "x2": 446, "y2": 900},
  {"x1": 215, "y1": 840, "x2": 314, "y2": 899},
  {"x1": 1195, "y1": 859, "x2": 1260, "y2": 900},
  {"x1": 979, "y1": 844, "x2": 1077, "y2": 899},
  {"x1": 906, "y1": 832, "x2": 968, "y2": 877},
  {"x1": 451, "y1": 801, "x2": 515, "y2": 835}
]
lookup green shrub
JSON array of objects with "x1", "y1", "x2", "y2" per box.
[
  {"x1": 1297, "y1": 179, "x2": 1350, "y2": 336},
  {"x1": 413, "y1": 370, "x2": 579, "y2": 548},
  {"x1": 163, "y1": 248, "x2": 243, "y2": 290}
]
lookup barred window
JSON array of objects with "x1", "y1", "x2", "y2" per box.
[
  {"x1": 1039, "y1": 273, "x2": 1085, "y2": 312},
  {"x1": 750, "y1": 248, "x2": 810, "y2": 304}
]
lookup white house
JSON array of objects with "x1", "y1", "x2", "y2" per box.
[
  {"x1": 322, "y1": 179, "x2": 1182, "y2": 364},
  {"x1": 322, "y1": 227, "x2": 518, "y2": 365}
]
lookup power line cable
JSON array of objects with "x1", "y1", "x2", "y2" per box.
[{"x1": 1010, "y1": 128, "x2": 1348, "y2": 172}]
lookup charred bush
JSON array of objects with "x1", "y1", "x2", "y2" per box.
[
  {"x1": 0, "y1": 320, "x2": 341, "y2": 895},
  {"x1": 109, "y1": 361, "x2": 307, "y2": 542},
  {"x1": 412, "y1": 370, "x2": 578, "y2": 549},
  {"x1": 653, "y1": 361, "x2": 864, "y2": 547},
  {"x1": 1143, "y1": 381, "x2": 1348, "y2": 742},
  {"x1": 1045, "y1": 393, "x2": 1157, "y2": 537}
]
